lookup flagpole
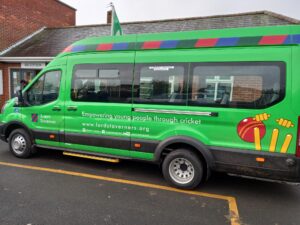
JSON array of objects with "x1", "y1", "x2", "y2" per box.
[
  {"x1": 110, "y1": 3, "x2": 114, "y2": 36},
  {"x1": 108, "y1": 2, "x2": 122, "y2": 36}
]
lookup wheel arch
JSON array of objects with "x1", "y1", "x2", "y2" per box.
[
  {"x1": 4, "y1": 121, "x2": 34, "y2": 143},
  {"x1": 154, "y1": 136, "x2": 215, "y2": 169}
]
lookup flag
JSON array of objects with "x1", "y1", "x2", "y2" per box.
[{"x1": 111, "y1": 5, "x2": 122, "y2": 36}]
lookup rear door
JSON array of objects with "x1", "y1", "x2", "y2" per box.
[{"x1": 63, "y1": 52, "x2": 135, "y2": 157}]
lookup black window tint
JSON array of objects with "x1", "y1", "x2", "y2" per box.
[
  {"x1": 27, "y1": 71, "x2": 61, "y2": 106},
  {"x1": 135, "y1": 64, "x2": 187, "y2": 105},
  {"x1": 71, "y1": 64, "x2": 133, "y2": 103},
  {"x1": 189, "y1": 62, "x2": 285, "y2": 109}
]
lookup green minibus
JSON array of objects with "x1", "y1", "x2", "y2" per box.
[{"x1": 1, "y1": 25, "x2": 300, "y2": 189}]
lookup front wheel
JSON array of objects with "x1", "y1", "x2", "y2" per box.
[
  {"x1": 8, "y1": 129, "x2": 34, "y2": 158},
  {"x1": 162, "y1": 149, "x2": 204, "y2": 189}
]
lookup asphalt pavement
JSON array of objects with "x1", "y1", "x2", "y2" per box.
[{"x1": 0, "y1": 140, "x2": 300, "y2": 225}]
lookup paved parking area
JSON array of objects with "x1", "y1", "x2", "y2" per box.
[{"x1": 0, "y1": 140, "x2": 300, "y2": 225}]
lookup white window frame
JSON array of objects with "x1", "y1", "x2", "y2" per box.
[
  {"x1": 205, "y1": 75, "x2": 234, "y2": 101},
  {"x1": 0, "y1": 70, "x2": 3, "y2": 95}
]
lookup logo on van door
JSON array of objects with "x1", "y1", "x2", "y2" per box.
[
  {"x1": 31, "y1": 114, "x2": 38, "y2": 123},
  {"x1": 237, "y1": 113, "x2": 294, "y2": 153}
]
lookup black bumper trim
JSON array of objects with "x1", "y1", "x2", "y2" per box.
[
  {"x1": 32, "y1": 129, "x2": 159, "y2": 154},
  {"x1": 210, "y1": 146, "x2": 300, "y2": 183}
]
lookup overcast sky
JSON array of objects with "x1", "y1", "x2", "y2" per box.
[{"x1": 61, "y1": 0, "x2": 300, "y2": 25}]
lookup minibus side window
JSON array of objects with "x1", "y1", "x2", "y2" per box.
[
  {"x1": 188, "y1": 62, "x2": 285, "y2": 109},
  {"x1": 27, "y1": 70, "x2": 61, "y2": 106},
  {"x1": 71, "y1": 64, "x2": 133, "y2": 103},
  {"x1": 135, "y1": 64, "x2": 187, "y2": 105}
]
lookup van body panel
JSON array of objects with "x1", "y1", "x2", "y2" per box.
[
  {"x1": 292, "y1": 46, "x2": 300, "y2": 114},
  {"x1": 1, "y1": 25, "x2": 300, "y2": 186},
  {"x1": 133, "y1": 47, "x2": 297, "y2": 155},
  {"x1": 63, "y1": 52, "x2": 135, "y2": 157},
  {"x1": 1, "y1": 65, "x2": 66, "y2": 149},
  {"x1": 22, "y1": 65, "x2": 66, "y2": 147}
]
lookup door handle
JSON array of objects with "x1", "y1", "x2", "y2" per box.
[
  {"x1": 52, "y1": 106, "x2": 61, "y2": 111},
  {"x1": 132, "y1": 108, "x2": 218, "y2": 117},
  {"x1": 67, "y1": 106, "x2": 77, "y2": 111}
]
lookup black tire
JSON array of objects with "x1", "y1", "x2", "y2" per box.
[
  {"x1": 8, "y1": 129, "x2": 34, "y2": 158},
  {"x1": 162, "y1": 149, "x2": 204, "y2": 189}
]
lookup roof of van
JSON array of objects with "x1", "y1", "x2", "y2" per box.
[{"x1": 59, "y1": 24, "x2": 300, "y2": 57}]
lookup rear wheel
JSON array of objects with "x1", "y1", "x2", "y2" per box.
[
  {"x1": 8, "y1": 129, "x2": 33, "y2": 158},
  {"x1": 162, "y1": 149, "x2": 204, "y2": 189}
]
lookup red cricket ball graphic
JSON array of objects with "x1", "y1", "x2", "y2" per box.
[{"x1": 237, "y1": 117, "x2": 266, "y2": 143}]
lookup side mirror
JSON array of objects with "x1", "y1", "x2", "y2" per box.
[{"x1": 16, "y1": 90, "x2": 24, "y2": 106}]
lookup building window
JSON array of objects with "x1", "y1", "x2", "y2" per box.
[
  {"x1": 10, "y1": 69, "x2": 39, "y2": 98},
  {"x1": 202, "y1": 75, "x2": 234, "y2": 102},
  {"x1": 189, "y1": 62, "x2": 285, "y2": 109}
]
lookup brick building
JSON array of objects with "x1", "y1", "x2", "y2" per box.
[
  {"x1": 0, "y1": 0, "x2": 76, "y2": 52},
  {"x1": 0, "y1": 9, "x2": 299, "y2": 107},
  {"x1": 0, "y1": 0, "x2": 75, "y2": 106}
]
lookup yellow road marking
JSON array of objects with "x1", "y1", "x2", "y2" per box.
[{"x1": 0, "y1": 161, "x2": 240, "y2": 225}]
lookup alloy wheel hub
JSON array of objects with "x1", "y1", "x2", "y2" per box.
[{"x1": 169, "y1": 158, "x2": 195, "y2": 184}]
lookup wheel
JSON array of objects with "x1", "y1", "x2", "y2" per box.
[
  {"x1": 162, "y1": 149, "x2": 204, "y2": 189},
  {"x1": 8, "y1": 129, "x2": 33, "y2": 158}
]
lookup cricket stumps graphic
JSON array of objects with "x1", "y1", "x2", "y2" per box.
[{"x1": 237, "y1": 113, "x2": 293, "y2": 153}]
